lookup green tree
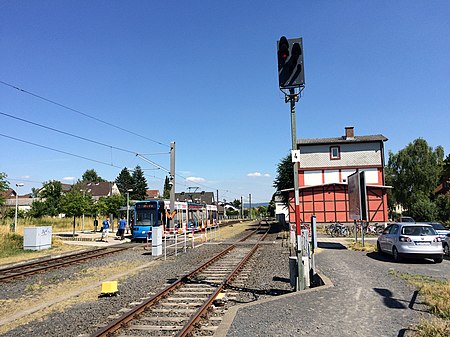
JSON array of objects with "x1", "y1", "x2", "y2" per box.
[
  {"x1": 115, "y1": 167, "x2": 133, "y2": 195},
  {"x1": 163, "y1": 176, "x2": 171, "y2": 199},
  {"x1": 60, "y1": 189, "x2": 92, "y2": 217},
  {"x1": 232, "y1": 199, "x2": 241, "y2": 209},
  {"x1": 29, "y1": 200, "x2": 48, "y2": 218},
  {"x1": 435, "y1": 194, "x2": 450, "y2": 224},
  {"x1": 273, "y1": 154, "x2": 293, "y2": 204},
  {"x1": 40, "y1": 180, "x2": 64, "y2": 216},
  {"x1": 442, "y1": 154, "x2": 450, "y2": 180},
  {"x1": 80, "y1": 169, "x2": 106, "y2": 183},
  {"x1": 60, "y1": 189, "x2": 93, "y2": 236},
  {"x1": 95, "y1": 194, "x2": 125, "y2": 218},
  {"x1": 387, "y1": 138, "x2": 444, "y2": 221},
  {"x1": 0, "y1": 172, "x2": 9, "y2": 206},
  {"x1": 131, "y1": 165, "x2": 148, "y2": 200}
]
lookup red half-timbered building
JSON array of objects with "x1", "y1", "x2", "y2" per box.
[{"x1": 285, "y1": 127, "x2": 390, "y2": 225}]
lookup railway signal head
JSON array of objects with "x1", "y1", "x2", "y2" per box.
[
  {"x1": 277, "y1": 36, "x2": 290, "y2": 70},
  {"x1": 277, "y1": 36, "x2": 305, "y2": 88}
]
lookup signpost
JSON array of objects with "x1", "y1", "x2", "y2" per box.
[{"x1": 348, "y1": 171, "x2": 368, "y2": 246}]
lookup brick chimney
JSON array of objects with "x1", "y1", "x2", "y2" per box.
[{"x1": 345, "y1": 126, "x2": 354, "y2": 140}]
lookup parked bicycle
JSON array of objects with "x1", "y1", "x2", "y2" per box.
[{"x1": 330, "y1": 222, "x2": 349, "y2": 237}]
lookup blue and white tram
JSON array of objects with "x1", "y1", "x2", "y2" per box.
[{"x1": 132, "y1": 200, "x2": 166, "y2": 240}]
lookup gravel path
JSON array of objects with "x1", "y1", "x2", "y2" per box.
[{"x1": 224, "y1": 239, "x2": 450, "y2": 337}]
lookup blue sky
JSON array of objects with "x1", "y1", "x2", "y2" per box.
[{"x1": 1, "y1": 1, "x2": 449, "y2": 203}]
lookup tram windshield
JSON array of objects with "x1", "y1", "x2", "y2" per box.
[{"x1": 135, "y1": 209, "x2": 157, "y2": 226}]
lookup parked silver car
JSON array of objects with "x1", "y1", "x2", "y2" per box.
[
  {"x1": 427, "y1": 222, "x2": 450, "y2": 241},
  {"x1": 377, "y1": 223, "x2": 443, "y2": 263}
]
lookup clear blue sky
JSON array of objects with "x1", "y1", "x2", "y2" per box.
[{"x1": 1, "y1": 1, "x2": 449, "y2": 203}]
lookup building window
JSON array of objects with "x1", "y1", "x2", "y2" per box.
[{"x1": 330, "y1": 146, "x2": 340, "y2": 160}]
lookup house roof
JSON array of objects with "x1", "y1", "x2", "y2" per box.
[
  {"x1": 0, "y1": 188, "x2": 16, "y2": 198},
  {"x1": 146, "y1": 190, "x2": 160, "y2": 199},
  {"x1": 298, "y1": 134, "x2": 387, "y2": 146},
  {"x1": 80, "y1": 181, "x2": 117, "y2": 197}
]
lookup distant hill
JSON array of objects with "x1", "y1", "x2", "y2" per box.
[{"x1": 243, "y1": 202, "x2": 269, "y2": 208}]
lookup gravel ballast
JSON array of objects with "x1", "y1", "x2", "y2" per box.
[{"x1": 1, "y1": 221, "x2": 289, "y2": 337}]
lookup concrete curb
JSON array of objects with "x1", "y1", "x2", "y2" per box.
[{"x1": 214, "y1": 270, "x2": 334, "y2": 337}]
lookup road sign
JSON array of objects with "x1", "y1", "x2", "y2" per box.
[{"x1": 291, "y1": 150, "x2": 301, "y2": 163}]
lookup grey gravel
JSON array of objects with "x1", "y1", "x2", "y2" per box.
[
  {"x1": 5, "y1": 225, "x2": 446, "y2": 337},
  {"x1": 1, "y1": 221, "x2": 286, "y2": 337}
]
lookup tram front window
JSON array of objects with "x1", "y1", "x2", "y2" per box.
[{"x1": 136, "y1": 210, "x2": 156, "y2": 226}]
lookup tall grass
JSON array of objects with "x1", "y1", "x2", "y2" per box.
[
  {"x1": 0, "y1": 232, "x2": 25, "y2": 258},
  {"x1": 0, "y1": 216, "x2": 97, "y2": 236},
  {"x1": 390, "y1": 271, "x2": 450, "y2": 336}
]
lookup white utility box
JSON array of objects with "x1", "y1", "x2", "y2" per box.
[
  {"x1": 152, "y1": 226, "x2": 163, "y2": 256},
  {"x1": 23, "y1": 226, "x2": 52, "y2": 250}
]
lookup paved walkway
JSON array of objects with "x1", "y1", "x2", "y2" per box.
[{"x1": 219, "y1": 239, "x2": 447, "y2": 337}]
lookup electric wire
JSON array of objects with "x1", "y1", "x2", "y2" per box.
[
  {"x1": 0, "y1": 133, "x2": 122, "y2": 169},
  {"x1": 0, "y1": 88, "x2": 269, "y2": 203},
  {"x1": 0, "y1": 110, "x2": 136, "y2": 155},
  {"x1": 0, "y1": 80, "x2": 169, "y2": 147},
  {"x1": 0, "y1": 109, "x2": 173, "y2": 173}
]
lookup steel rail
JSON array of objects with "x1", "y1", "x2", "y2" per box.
[
  {"x1": 90, "y1": 221, "x2": 269, "y2": 337},
  {"x1": 0, "y1": 246, "x2": 131, "y2": 282},
  {"x1": 176, "y1": 224, "x2": 271, "y2": 337}
]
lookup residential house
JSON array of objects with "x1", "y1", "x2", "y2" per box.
[{"x1": 80, "y1": 181, "x2": 121, "y2": 201}]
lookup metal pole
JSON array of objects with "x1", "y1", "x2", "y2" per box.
[
  {"x1": 249, "y1": 193, "x2": 252, "y2": 220},
  {"x1": 170, "y1": 141, "x2": 176, "y2": 229},
  {"x1": 81, "y1": 190, "x2": 85, "y2": 233},
  {"x1": 14, "y1": 192, "x2": 18, "y2": 233},
  {"x1": 126, "y1": 192, "x2": 129, "y2": 233},
  {"x1": 164, "y1": 232, "x2": 167, "y2": 260},
  {"x1": 175, "y1": 232, "x2": 177, "y2": 256},
  {"x1": 14, "y1": 183, "x2": 24, "y2": 233},
  {"x1": 289, "y1": 88, "x2": 305, "y2": 291},
  {"x1": 184, "y1": 229, "x2": 187, "y2": 253}
]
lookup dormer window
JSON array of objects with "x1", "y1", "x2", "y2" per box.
[{"x1": 330, "y1": 146, "x2": 340, "y2": 160}]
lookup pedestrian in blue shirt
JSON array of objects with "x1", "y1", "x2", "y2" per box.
[
  {"x1": 101, "y1": 216, "x2": 110, "y2": 242},
  {"x1": 118, "y1": 216, "x2": 127, "y2": 240}
]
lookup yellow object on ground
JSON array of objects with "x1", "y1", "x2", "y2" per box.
[
  {"x1": 101, "y1": 281, "x2": 118, "y2": 294},
  {"x1": 215, "y1": 292, "x2": 226, "y2": 300}
]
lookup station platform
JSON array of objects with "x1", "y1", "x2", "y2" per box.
[{"x1": 53, "y1": 230, "x2": 133, "y2": 247}]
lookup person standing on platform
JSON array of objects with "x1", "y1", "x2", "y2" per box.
[
  {"x1": 101, "y1": 216, "x2": 110, "y2": 242},
  {"x1": 118, "y1": 216, "x2": 127, "y2": 240}
]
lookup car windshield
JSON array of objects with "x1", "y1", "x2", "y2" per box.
[
  {"x1": 431, "y1": 223, "x2": 446, "y2": 230},
  {"x1": 401, "y1": 217, "x2": 415, "y2": 222},
  {"x1": 401, "y1": 226, "x2": 437, "y2": 236}
]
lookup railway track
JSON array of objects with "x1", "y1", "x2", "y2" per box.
[
  {"x1": 0, "y1": 221, "x2": 248, "y2": 283},
  {"x1": 90, "y1": 221, "x2": 270, "y2": 337},
  {"x1": 0, "y1": 244, "x2": 140, "y2": 282}
]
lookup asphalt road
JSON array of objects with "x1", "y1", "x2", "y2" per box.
[{"x1": 224, "y1": 239, "x2": 450, "y2": 337}]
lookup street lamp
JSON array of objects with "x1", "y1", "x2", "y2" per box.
[
  {"x1": 126, "y1": 189, "x2": 133, "y2": 234},
  {"x1": 14, "y1": 183, "x2": 24, "y2": 233}
]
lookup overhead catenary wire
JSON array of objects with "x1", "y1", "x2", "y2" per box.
[
  {"x1": 0, "y1": 79, "x2": 169, "y2": 148},
  {"x1": 0, "y1": 84, "x2": 270, "y2": 202},
  {"x1": 0, "y1": 110, "x2": 136, "y2": 155},
  {"x1": 0, "y1": 133, "x2": 122, "y2": 169},
  {"x1": 0, "y1": 109, "x2": 173, "y2": 173}
]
